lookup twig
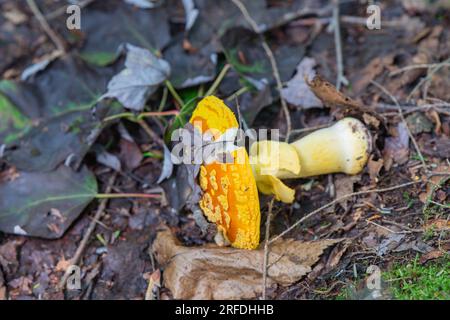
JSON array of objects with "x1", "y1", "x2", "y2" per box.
[
  {"x1": 59, "y1": 173, "x2": 117, "y2": 289},
  {"x1": 138, "y1": 119, "x2": 165, "y2": 146},
  {"x1": 389, "y1": 63, "x2": 450, "y2": 77},
  {"x1": 371, "y1": 80, "x2": 428, "y2": 173},
  {"x1": 287, "y1": 123, "x2": 331, "y2": 141},
  {"x1": 269, "y1": 181, "x2": 419, "y2": 244},
  {"x1": 331, "y1": 0, "x2": 348, "y2": 90},
  {"x1": 262, "y1": 198, "x2": 274, "y2": 300},
  {"x1": 381, "y1": 219, "x2": 423, "y2": 233},
  {"x1": 366, "y1": 219, "x2": 410, "y2": 234},
  {"x1": 46, "y1": 0, "x2": 96, "y2": 20},
  {"x1": 407, "y1": 57, "x2": 450, "y2": 102},
  {"x1": 231, "y1": 0, "x2": 291, "y2": 141},
  {"x1": 27, "y1": 0, "x2": 66, "y2": 53}
]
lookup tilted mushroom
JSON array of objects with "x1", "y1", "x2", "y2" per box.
[
  {"x1": 189, "y1": 96, "x2": 261, "y2": 250},
  {"x1": 250, "y1": 118, "x2": 372, "y2": 203}
]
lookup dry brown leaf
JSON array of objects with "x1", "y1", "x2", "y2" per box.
[
  {"x1": 306, "y1": 75, "x2": 386, "y2": 125},
  {"x1": 144, "y1": 269, "x2": 161, "y2": 300},
  {"x1": 350, "y1": 56, "x2": 392, "y2": 95},
  {"x1": 334, "y1": 174, "x2": 360, "y2": 210},
  {"x1": 424, "y1": 219, "x2": 450, "y2": 232},
  {"x1": 383, "y1": 122, "x2": 410, "y2": 170},
  {"x1": 367, "y1": 156, "x2": 384, "y2": 183},
  {"x1": 419, "y1": 163, "x2": 450, "y2": 203},
  {"x1": 0, "y1": 268, "x2": 6, "y2": 300},
  {"x1": 153, "y1": 229, "x2": 342, "y2": 300}
]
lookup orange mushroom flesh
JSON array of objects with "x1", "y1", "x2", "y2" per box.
[{"x1": 189, "y1": 96, "x2": 260, "y2": 250}]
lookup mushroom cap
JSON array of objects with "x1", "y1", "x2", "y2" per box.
[
  {"x1": 190, "y1": 95, "x2": 239, "y2": 138},
  {"x1": 189, "y1": 96, "x2": 260, "y2": 249}
]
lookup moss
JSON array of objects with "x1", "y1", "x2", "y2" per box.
[{"x1": 384, "y1": 255, "x2": 450, "y2": 300}]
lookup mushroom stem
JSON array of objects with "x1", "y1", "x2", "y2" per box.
[{"x1": 250, "y1": 118, "x2": 372, "y2": 203}]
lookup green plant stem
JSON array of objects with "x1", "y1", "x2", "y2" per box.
[
  {"x1": 226, "y1": 86, "x2": 250, "y2": 101},
  {"x1": 165, "y1": 80, "x2": 184, "y2": 107},
  {"x1": 158, "y1": 87, "x2": 168, "y2": 112},
  {"x1": 206, "y1": 64, "x2": 232, "y2": 96},
  {"x1": 95, "y1": 193, "x2": 161, "y2": 199},
  {"x1": 103, "y1": 110, "x2": 179, "y2": 123}
]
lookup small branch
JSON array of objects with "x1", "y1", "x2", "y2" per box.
[
  {"x1": 389, "y1": 62, "x2": 450, "y2": 77},
  {"x1": 205, "y1": 64, "x2": 232, "y2": 97},
  {"x1": 138, "y1": 119, "x2": 165, "y2": 146},
  {"x1": 262, "y1": 198, "x2": 274, "y2": 300},
  {"x1": 331, "y1": 0, "x2": 348, "y2": 90},
  {"x1": 46, "y1": 0, "x2": 96, "y2": 20},
  {"x1": 231, "y1": 0, "x2": 291, "y2": 141},
  {"x1": 59, "y1": 173, "x2": 117, "y2": 289},
  {"x1": 27, "y1": 0, "x2": 66, "y2": 53},
  {"x1": 407, "y1": 57, "x2": 450, "y2": 102},
  {"x1": 269, "y1": 181, "x2": 419, "y2": 244},
  {"x1": 371, "y1": 80, "x2": 428, "y2": 173}
]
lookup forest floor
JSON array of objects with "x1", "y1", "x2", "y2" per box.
[{"x1": 0, "y1": 0, "x2": 449, "y2": 300}]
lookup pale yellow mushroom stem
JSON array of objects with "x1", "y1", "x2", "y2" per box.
[{"x1": 250, "y1": 118, "x2": 372, "y2": 203}]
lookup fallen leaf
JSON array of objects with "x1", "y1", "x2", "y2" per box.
[
  {"x1": 424, "y1": 219, "x2": 450, "y2": 232},
  {"x1": 124, "y1": 0, "x2": 162, "y2": 9},
  {"x1": 419, "y1": 163, "x2": 449, "y2": 203},
  {"x1": 182, "y1": 0, "x2": 199, "y2": 31},
  {"x1": 55, "y1": 254, "x2": 72, "y2": 272},
  {"x1": 406, "y1": 112, "x2": 433, "y2": 135},
  {"x1": 0, "y1": 268, "x2": 6, "y2": 300},
  {"x1": 153, "y1": 229, "x2": 342, "y2": 299},
  {"x1": 119, "y1": 138, "x2": 143, "y2": 170},
  {"x1": 367, "y1": 156, "x2": 384, "y2": 183},
  {"x1": 102, "y1": 44, "x2": 171, "y2": 111},
  {"x1": 306, "y1": 75, "x2": 385, "y2": 124},
  {"x1": 350, "y1": 57, "x2": 388, "y2": 95},
  {"x1": 0, "y1": 165, "x2": 97, "y2": 238},
  {"x1": 334, "y1": 174, "x2": 360, "y2": 210},
  {"x1": 419, "y1": 250, "x2": 442, "y2": 264},
  {"x1": 156, "y1": 145, "x2": 173, "y2": 184},
  {"x1": 383, "y1": 122, "x2": 410, "y2": 170},
  {"x1": 95, "y1": 148, "x2": 122, "y2": 172},
  {"x1": 281, "y1": 57, "x2": 323, "y2": 109},
  {"x1": 377, "y1": 234, "x2": 405, "y2": 256},
  {"x1": 144, "y1": 269, "x2": 161, "y2": 300}
]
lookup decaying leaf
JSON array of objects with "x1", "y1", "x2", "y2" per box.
[
  {"x1": 0, "y1": 268, "x2": 6, "y2": 300},
  {"x1": 153, "y1": 229, "x2": 342, "y2": 299},
  {"x1": 0, "y1": 165, "x2": 97, "y2": 238},
  {"x1": 367, "y1": 156, "x2": 384, "y2": 183},
  {"x1": 306, "y1": 75, "x2": 385, "y2": 124},
  {"x1": 281, "y1": 57, "x2": 323, "y2": 109},
  {"x1": 102, "y1": 44, "x2": 171, "y2": 111},
  {"x1": 383, "y1": 122, "x2": 410, "y2": 170}
]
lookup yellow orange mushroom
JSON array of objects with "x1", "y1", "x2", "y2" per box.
[
  {"x1": 189, "y1": 96, "x2": 260, "y2": 250},
  {"x1": 250, "y1": 118, "x2": 372, "y2": 203}
]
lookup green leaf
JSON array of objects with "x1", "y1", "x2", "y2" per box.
[
  {"x1": 0, "y1": 165, "x2": 98, "y2": 239},
  {"x1": 79, "y1": 51, "x2": 118, "y2": 67}
]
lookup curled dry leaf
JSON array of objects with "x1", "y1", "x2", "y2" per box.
[
  {"x1": 306, "y1": 75, "x2": 386, "y2": 125},
  {"x1": 152, "y1": 229, "x2": 342, "y2": 299}
]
